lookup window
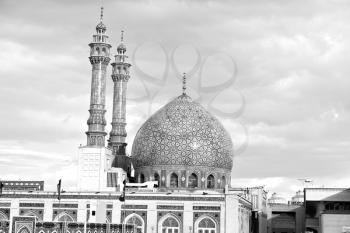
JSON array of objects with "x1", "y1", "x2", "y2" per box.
[
  {"x1": 154, "y1": 173, "x2": 160, "y2": 187},
  {"x1": 55, "y1": 212, "x2": 74, "y2": 222},
  {"x1": 140, "y1": 174, "x2": 145, "y2": 183},
  {"x1": 161, "y1": 216, "x2": 179, "y2": 233},
  {"x1": 107, "y1": 172, "x2": 118, "y2": 187},
  {"x1": 188, "y1": 173, "x2": 198, "y2": 188},
  {"x1": 221, "y1": 176, "x2": 226, "y2": 188},
  {"x1": 207, "y1": 175, "x2": 215, "y2": 189},
  {"x1": 126, "y1": 214, "x2": 144, "y2": 233},
  {"x1": 170, "y1": 173, "x2": 178, "y2": 188},
  {"x1": 197, "y1": 217, "x2": 216, "y2": 233}
]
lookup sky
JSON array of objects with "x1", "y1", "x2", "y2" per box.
[{"x1": 0, "y1": 0, "x2": 349, "y2": 200}]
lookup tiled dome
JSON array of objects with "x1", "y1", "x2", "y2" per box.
[
  {"x1": 96, "y1": 22, "x2": 106, "y2": 31},
  {"x1": 131, "y1": 94, "x2": 234, "y2": 172}
]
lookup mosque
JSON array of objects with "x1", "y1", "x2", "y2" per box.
[{"x1": 0, "y1": 8, "x2": 268, "y2": 233}]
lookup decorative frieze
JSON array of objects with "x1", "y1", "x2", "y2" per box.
[
  {"x1": 121, "y1": 205, "x2": 147, "y2": 210},
  {"x1": 52, "y1": 203, "x2": 78, "y2": 208},
  {"x1": 157, "y1": 205, "x2": 184, "y2": 210},
  {"x1": 19, "y1": 203, "x2": 44, "y2": 208},
  {"x1": 193, "y1": 206, "x2": 220, "y2": 211}
]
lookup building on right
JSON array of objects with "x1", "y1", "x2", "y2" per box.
[{"x1": 304, "y1": 188, "x2": 350, "y2": 233}]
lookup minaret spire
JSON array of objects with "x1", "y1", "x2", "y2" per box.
[
  {"x1": 85, "y1": 9, "x2": 111, "y2": 146},
  {"x1": 182, "y1": 72, "x2": 187, "y2": 95},
  {"x1": 108, "y1": 31, "x2": 131, "y2": 157},
  {"x1": 100, "y1": 6, "x2": 104, "y2": 22}
]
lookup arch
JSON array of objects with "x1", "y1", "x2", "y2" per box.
[
  {"x1": 38, "y1": 231, "x2": 45, "y2": 233},
  {"x1": 158, "y1": 213, "x2": 180, "y2": 233},
  {"x1": 188, "y1": 173, "x2": 198, "y2": 188},
  {"x1": 17, "y1": 225, "x2": 31, "y2": 233},
  {"x1": 140, "y1": 173, "x2": 145, "y2": 183},
  {"x1": 154, "y1": 173, "x2": 160, "y2": 187},
  {"x1": 0, "y1": 211, "x2": 8, "y2": 221},
  {"x1": 95, "y1": 47, "x2": 100, "y2": 55},
  {"x1": 207, "y1": 174, "x2": 215, "y2": 189},
  {"x1": 21, "y1": 210, "x2": 41, "y2": 221},
  {"x1": 194, "y1": 215, "x2": 217, "y2": 233},
  {"x1": 124, "y1": 213, "x2": 144, "y2": 233},
  {"x1": 54, "y1": 211, "x2": 74, "y2": 222},
  {"x1": 170, "y1": 173, "x2": 178, "y2": 188}
]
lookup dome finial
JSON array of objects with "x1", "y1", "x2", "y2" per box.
[
  {"x1": 100, "y1": 6, "x2": 104, "y2": 22},
  {"x1": 121, "y1": 30, "x2": 124, "y2": 42},
  {"x1": 182, "y1": 72, "x2": 187, "y2": 95}
]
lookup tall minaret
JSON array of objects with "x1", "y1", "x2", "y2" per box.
[
  {"x1": 86, "y1": 7, "x2": 111, "y2": 147},
  {"x1": 108, "y1": 31, "x2": 131, "y2": 156}
]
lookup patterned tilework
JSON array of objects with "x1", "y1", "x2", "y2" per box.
[
  {"x1": 157, "y1": 211, "x2": 183, "y2": 233},
  {"x1": 19, "y1": 203, "x2": 44, "y2": 208},
  {"x1": 0, "y1": 220, "x2": 9, "y2": 233},
  {"x1": 12, "y1": 216, "x2": 36, "y2": 233},
  {"x1": 131, "y1": 94, "x2": 233, "y2": 176},
  {"x1": 52, "y1": 209, "x2": 77, "y2": 222},
  {"x1": 193, "y1": 212, "x2": 220, "y2": 233},
  {"x1": 157, "y1": 205, "x2": 184, "y2": 210},
  {"x1": 19, "y1": 209, "x2": 44, "y2": 221},
  {"x1": 193, "y1": 206, "x2": 220, "y2": 211},
  {"x1": 52, "y1": 204, "x2": 78, "y2": 208},
  {"x1": 121, "y1": 205, "x2": 147, "y2": 209},
  {"x1": 0, "y1": 203, "x2": 11, "y2": 207},
  {"x1": 121, "y1": 211, "x2": 147, "y2": 233},
  {"x1": 0, "y1": 193, "x2": 225, "y2": 202},
  {"x1": 0, "y1": 209, "x2": 10, "y2": 221}
]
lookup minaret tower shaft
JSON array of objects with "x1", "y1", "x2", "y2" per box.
[
  {"x1": 86, "y1": 7, "x2": 111, "y2": 146},
  {"x1": 108, "y1": 31, "x2": 131, "y2": 155}
]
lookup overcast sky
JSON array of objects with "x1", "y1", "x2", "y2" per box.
[{"x1": 0, "y1": 0, "x2": 349, "y2": 200}]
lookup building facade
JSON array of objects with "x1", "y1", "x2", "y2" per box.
[{"x1": 305, "y1": 188, "x2": 350, "y2": 233}]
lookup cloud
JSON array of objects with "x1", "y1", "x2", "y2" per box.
[{"x1": 0, "y1": 0, "x2": 349, "y2": 200}]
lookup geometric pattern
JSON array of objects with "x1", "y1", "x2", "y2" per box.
[{"x1": 132, "y1": 94, "x2": 233, "y2": 171}]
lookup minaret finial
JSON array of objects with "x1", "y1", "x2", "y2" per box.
[
  {"x1": 100, "y1": 6, "x2": 104, "y2": 22},
  {"x1": 121, "y1": 30, "x2": 124, "y2": 42},
  {"x1": 182, "y1": 72, "x2": 186, "y2": 95}
]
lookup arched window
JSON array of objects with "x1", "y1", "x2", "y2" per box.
[
  {"x1": 221, "y1": 176, "x2": 226, "y2": 188},
  {"x1": 207, "y1": 175, "x2": 215, "y2": 189},
  {"x1": 161, "y1": 216, "x2": 179, "y2": 233},
  {"x1": 170, "y1": 173, "x2": 178, "y2": 188},
  {"x1": 21, "y1": 210, "x2": 41, "y2": 221},
  {"x1": 54, "y1": 212, "x2": 74, "y2": 222},
  {"x1": 197, "y1": 217, "x2": 216, "y2": 233},
  {"x1": 140, "y1": 174, "x2": 145, "y2": 183},
  {"x1": 188, "y1": 173, "x2": 198, "y2": 188},
  {"x1": 125, "y1": 214, "x2": 144, "y2": 233},
  {"x1": 154, "y1": 173, "x2": 160, "y2": 187}
]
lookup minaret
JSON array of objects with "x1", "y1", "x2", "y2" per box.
[
  {"x1": 108, "y1": 31, "x2": 131, "y2": 155},
  {"x1": 86, "y1": 7, "x2": 111, "y2": 147}
]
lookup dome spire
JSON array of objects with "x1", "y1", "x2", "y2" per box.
[
  {"x1": 121, "y1": 30, "x2": 124, "y2": 42},
  {"x1": 182, "y1": 72, "x2": 187, "y2": 95},
  {"x1": 100, "y1": 6, "x2": 104, "y2": 22}
]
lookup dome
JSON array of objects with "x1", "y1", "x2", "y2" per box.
[
  {"x1": 117, "y1": 42, "x2": 126, "y2": 51},
  {"x1": 268, "y1": 193, "x2": 288, "y2": 204},
  {"x1": 96, "y1": 22, "x2": 106, "y2": 31},
  {"x1": 131, "y1": 94, "x2": 234, "y2": 182}
]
